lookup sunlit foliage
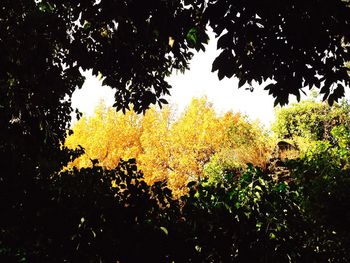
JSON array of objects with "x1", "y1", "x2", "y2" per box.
[
  {"x1": 204, "y1": 117, "x2": 274, "y2": 183},
  {"x1": 273, "y1": 99, "x2": 350, "y2": 155},
  {"x1": 65, "y1": 103, "x2": 143, "y2": 169},
  {"x1": 65, "y1": 97, "x2": 272, "y2": 196}
]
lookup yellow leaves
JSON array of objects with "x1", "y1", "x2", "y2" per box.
[
  {"x1": 65, "y1": 97, "x2": 273, "y2": 198},
  {"x1": 166, "y1": 97, "x2": 224, "y2": 196},
  {"x1": 65, "y1": 101, "x2": 142, "y2": 170},
  {"x1": 138, "y1": 106, "x2": 171, "y2": 184},
  {"x1": 168, "y1": 36, "x2": 175, "y2": 48}
]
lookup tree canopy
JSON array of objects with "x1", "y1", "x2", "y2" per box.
[
  {"x1": 206, "y1": 0, "x2": 350, "y2": 105},
  {"x1": 273, "y1": 99, "x2": 350, "y2": 148},
  {"x1": 65, "y1": 98, "x2": 271, "y2": 197},
  {"x1": 1, "y1": 0, "x2": 349, "y2": 122}
]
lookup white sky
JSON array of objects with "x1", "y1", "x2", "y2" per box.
[
  {"x1": 164, "y1": 36, "x2": 276, "y2": 127},
  {"x1": 71, "y1": 35, "x2": 322, "y2": 128}
]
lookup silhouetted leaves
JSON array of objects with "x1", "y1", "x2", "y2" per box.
[{"x1": 206, "y1": 0, "x2": 350, "y2": 106}]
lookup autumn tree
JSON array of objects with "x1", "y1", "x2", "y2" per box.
[
  {"x1": 65, "y1": 102, "x2": 143, "y2": 170},
  {"x1": 166, "y1": 97, "x2": 225, "y2": 195},
  {"x1": 138, "y1": 106, "x2": 173, "y2": 184},
  {"x1": 66, "y1": 97, "x2": 261, "y2": 196}
]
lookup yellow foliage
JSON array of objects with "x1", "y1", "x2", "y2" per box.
[
  {"x1": 138, "y1": 106, "x2": 172, "y2": 184},
  {"x1": 65, "y1": 102, "x2": 143, "y2": 170},
  {"x1": 65, "y1": 97, "x2": 273, "y2": 197},
  {"x1": 167, "y1": 97, "x2": 225, "y2": 196},
  {"x1": 221, "y1": 117, "x2": 274, "y2": 168}
]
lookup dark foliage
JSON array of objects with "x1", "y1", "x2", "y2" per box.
[
  {"x1": 1, "y1": 159, "x2": 181, "y2": 262},
  {"x1": 0, "y1": 1, "x2": 199, "y2": 260},
  {"x1": 287, "y1": 140, "x2": 350, "y2": 260},
  {"x1": 181, "y1": 166, "x2": 348, "y2": 262},
  {"x1": 205, "y1": 0, "x2": 350, "y2": 106}
]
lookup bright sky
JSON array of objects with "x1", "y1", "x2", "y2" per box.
[
  {"x1": 71, "y1": 36, "x2": 311, "y2": 128},
  {"x1": 164, "y1": 36, "x2": 276, "y2": 127}
]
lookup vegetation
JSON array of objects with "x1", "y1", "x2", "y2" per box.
[
  {"x1": 273, "y1": 99, "x2": 350, "y2": 141},
  {"x1": 1, "y1": 0, "x2": 350, "y2": 262},
  {"x1": 65, "y1": 97, "x2": 272, "y2": 197},
  {"x1": 54, "y1": 97, "x2": 350, "y2": 261}
]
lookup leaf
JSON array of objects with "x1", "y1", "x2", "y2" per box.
[
  {"x1": 238, "y1": 78, "x2": 246, "y2": 88},
  {"x1": 320, "y1": 85, "x2": 328, "y2": 94},
  {"x1": 160, "y1": 226, "x2": 168, "y2": 235},
  {"x1": 217, "y1": 33, "x2": 231, "y2": 49},
  {"x1": 275, "y1": 182, "x2": 287, "y2": 192},
  {"x1": 218, "y1": 68, "x2": 225, "y2": 80},
  {"x1": 168, "y1": 36, "x2": 175, "y2": 48},
  {"x1": 38, "y1": 2, "x2": 54, "y2": 12},
  {"x1": 159, "y1": 98, "x2": 168, "y2": 104},
  {"x1": 212, "y1": 50, "x2": 226, "y2": 73},
  {"x1": 255, "y1": 191, "x2": 261, "y2": 199},
  {"x1": 264, "y1": 83, "x2": 275, "y2": 92},
  {"x1": 186, "y1": 27, "x2": 198, "y2": 46},
  {"x1": 254, "y1": 185, "x2": 262, "y2": 191},
  {"x1": 333, "y1": 83, "x2": 345, "y2": 101},
  {"x1": 97, "y1": 71, "x2": 104, "y2": 81},
  {"x1": 274, "y1": 98, "x2": 280, "y2": 107}
]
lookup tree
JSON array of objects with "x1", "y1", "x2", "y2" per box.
[
  {"x1": 2, "y1": 1, "x2": 348, "y2": 125},
  {"x1": 66, "y1": 97, "x2": 275, "y2": 197},
  {"x1": 0, "y1": 3, "x2": 205, "y2": 244},
  {"x1": 65, "y1": 102, "x2": 143, "y2": 170},
  {"x1": 65, "y1": 97, "x2": 236, "y2": 197},
  {"x1": 272, "y1": 99, "x2": 350, "y2": 255},
  {"x1": 204, "y1": 116, "x2": 274, "y2": 183},
  {"x1": 138, "y1": 106, "x2": 173, "y2": 184},
  {"x1": 205, "y1": 0, "x2": 350, "y2": 106},
  {"x1": 166, "y1": 97, "x2": 227, "y2": 195},
  {"x1": 273, "y1": 99, "x2": 350, "y2": 144}
]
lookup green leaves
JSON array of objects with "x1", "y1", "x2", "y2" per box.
[
  {"x1": 186, "y1": 26, "x2": 208, "y2": 51},
  {"x1": 273, "y1": 99, "x2": 350, "y2": 144},
  {"x1": 38, "y1": 1, "x2": 54, "y2": 13},
  {"x1": 186, "y1": 27, "x2": 198, "y2": 46},
  {"x1": 160, "y1": 226, "x2": 169, "y2": 235}
]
